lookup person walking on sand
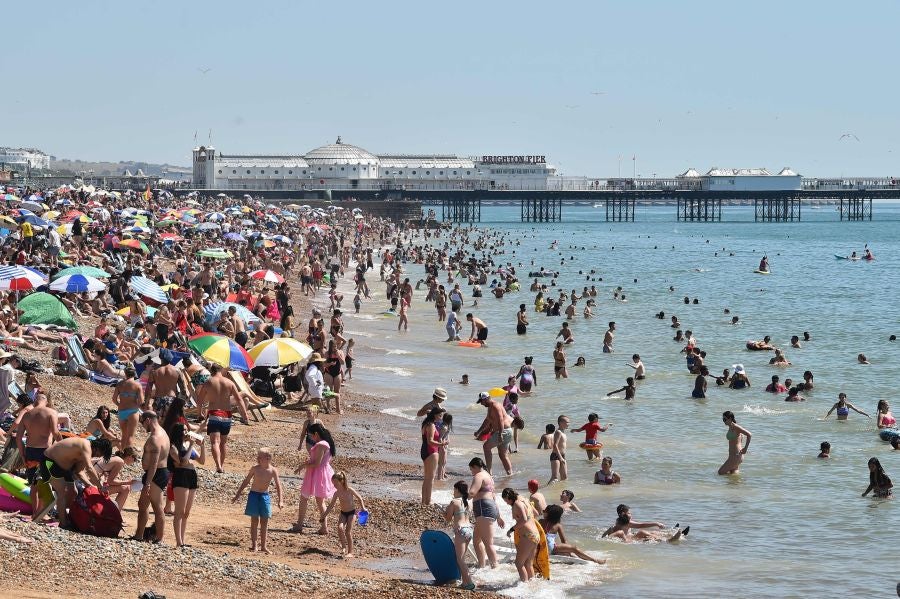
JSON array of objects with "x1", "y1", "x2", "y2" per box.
[
  {"x1": 168, "y1": 423, "x2": 206, "y2": 549},
  {"x1": 292, "y1": 423, "x2": 336, "y2": 534},
  {"x1": 475, "y1": 392, "x2": 513, "y2": 475},
  {"x1": 233, "y1": 447, "x2": 283, "y2": 553},
  {"x1": 718, "y1": 411, "x2": 751, "y2": 475},
  {"x1": 466, "y1": 313, "x2": 488, "y2": 346},
  {"x1": 321, "y1": 471, "x2": 366, "y2": 558},
  {"x1": 16, "y1": 393, "x2": 60, "y2": 519},
  {"x1": 134, "y1": 411, "x2": 170, "y2": 543},
  {"x1": 197, "y1": 364, "x2": 251, "y2": 473},
  {"x1": 444, "y1": 480, "x2": 476, "y2": 590}
]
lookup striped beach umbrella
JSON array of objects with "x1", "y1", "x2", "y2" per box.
[
  {"x1": 117, "y1": 238, "x2": 149, "y2": 252},
  {"x1": 248, "y1": 337, "x2": 313, "y2": 366},
  {"x1": 187, "y1": 333, "x2": 254, "y2": 372},
  {"x1": 0, "y1": 265, "x2": 47, "y2": 291},
  {"x1": 128, "y1": 276, "x2": 168, "y2": 306},
  {"x1": 248, "y1": 269, "x2": 285, "y2": 284},
  {"x1": 49, "y1": 274, "x2": 106, "y2": 293},
  {"x1": 52, "y1": 266, "x2": 111, "y2": 280},
  {"x1": 203, "y1": 301, "x2": 260, "y2": 325}
]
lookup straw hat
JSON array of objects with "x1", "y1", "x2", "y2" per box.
[
  {"x1": 432, "y1": 387, "x2": 447, "y2": 401},
  {"x1": 310, "y1": 352, "x2": 325, "y2": 363}
]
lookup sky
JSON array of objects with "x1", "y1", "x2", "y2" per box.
[{"x1": 3, "y1": 0, "x2": 899, "y2": 178}]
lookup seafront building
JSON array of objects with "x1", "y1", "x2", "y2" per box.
[
  {"x1": 191, "y1": 137, "x2": 809, "y2": 193},
  {"x1": 0, "y1": 147, "x2": 50, "y2": 170}
]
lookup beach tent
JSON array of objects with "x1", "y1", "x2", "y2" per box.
[{"x1": 18, "y1": 292, "x2": 78, "y2": 330}]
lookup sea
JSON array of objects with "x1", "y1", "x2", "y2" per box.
[{"x1": 340, "y1": 203, "x2": 900, "y2": 598}]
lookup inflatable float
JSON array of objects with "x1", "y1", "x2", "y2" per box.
[
  {"x1": 579, "y1": 441, "x2": 604, "y2": 450},
  {"x1": 834, "y1": 255, "x2": 861, "y2": 261},
  {"x1": 420, "y1": 530, "x2": 459, "y2": 584},
  {"x1": 0, "y1": 473, "x2": 31, "y2": 503},
  {"x1": 457, "y1": 340, "x2": 482, "y2": 348},
  {"x1": 746, "y1": 342, "x2": 774, "y2": 351},
  {"x1": 0, "y1": 488, "x2": 31, "y2": 514},
  {"x1": 753, "y1": 270, "x2": 770, "y2": 275},
  {"x1": 878, "y1": 429, "x2": 899, "y2": 443}
]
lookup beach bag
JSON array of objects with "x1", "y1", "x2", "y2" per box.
[
  {"x1": 69, "y1": 485, "x2": 123, "y2": 538},
  {"x1": 52, "y1": 345, "x2": 69, "y2": 362}
]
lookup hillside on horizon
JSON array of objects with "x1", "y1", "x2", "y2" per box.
[{"x1": 49, "y1": 157, "x2": 190, "y2": 177}]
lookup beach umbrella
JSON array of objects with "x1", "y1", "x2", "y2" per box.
[
  {"x1": 270, "y1": 235, "x2": 292, "y2": 244},
  {"x1": 56, "y1": 223, "x2": 74, "y2": 236},
  {"x1": 42, "y1": 210, "x2": 62, "y2": 220},
  {"x1": 159, "y1": 233, "x2": 183, "y2": 242},
  {"x1": 197, "y1": 248, "x2": 233, "y2": 259},
  {"x1": 49, "y1": 274, "x2": 106, "y2": 293},
  {"x1": 248, "y1": 269, "x2": 285, "y2": 284},
  {"x1": 53, "y1": 266, "x2": 111, "y2": 280},
  {"x1": 197, "y1": 222, "x2": 221, "y2": 231},
  {"x1": 116, "y1": 305, "x2": 158, "y2": 318},
  {"x1": 248, "y1": 337, "x2": 313, "y2": 366},
  {"x1": 117, "y1": 238, "x2": 149, "y2": 252},
  {"x1": 62, "y1": 211, "x2": 91, "y2": 223},
  {"x1": 240, "y1": 219, "x2": 256, "y2": 226},
  {"x1": 0, "y1": 265, "x2": 47, "y2": 291},
  {"x1": 18, "y1": 214, "x2": 53, "y2": 227},
  {"x1": 206, "y1": 212, "x2": 227, "y2": 222},
  {"x1": 254, "y1": 239, "x2": 276, "y2": 249},
  {"x1": 224, "y1": 232, "x2": 247, "y2": 242},
  {"x1": 0, "y1": 215, "x2": 17, "y2": 227},
  {"x1": 203, "y1": 301, "x2": 260, "y2": 325},
  {"x1": 53, "y1": 198, "x2": 74, "y2": 206},
  {"x1": 20, "y1": 200, "x2": 45, "y2": 212},
  {"x1": 123, "y1": 225, "x2": 151, "y2": 234},
  {"x1": 187, "y1": 333, "x2": 255, "y2": 372},
  {"x1": 128, "y1": 275, "x2": 168, "y2": 306}
]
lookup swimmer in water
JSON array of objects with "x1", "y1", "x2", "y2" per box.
[
  {"x1": 857, "y1": 353, "x2": 870, "y2": 364},
  {"x1": 692, "y1": 367, "x2": 709, "y2": 398},
  {"x1": 558, "y1": 489, "x2": 581, "y2": 512},
  {"x1": 824, "y1": 393, "x2": 870, "y2": 420},
  {"x1": 861, "y1": 457, "x2": 892, "y2": 498},
  {"x1": 603, "y1": 513, "x2": 688, "y2": 543},
  {"x1": 818, "y1": 441, "x2": 831, "y2": 459},
  {"x1": 607, "y1": 377, "x2": 636, "y2": 401},
  {"x1": 627, "y1": 354, "x2": 645, "y2": 379},
  {"x1": 603, "y1": 322, "x2": 615, "y2": 353},
  {"x1": 718, "y1": 411, "x2": 751, "y2": 475},
  {"x1": 876, "y1": 400, "x2": 896, "y2": 430}
]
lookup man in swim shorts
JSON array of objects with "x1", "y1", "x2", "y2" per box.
[
  {"x1": 198, "y1": 364, "x2": 251, "y2": 473},
  {"x1": 603, "y1": 322, "x2": 616, "y2": 353},
  {"x1": 145, "y1": 349, "x2": 180, "y2": 418},
  {"x1": 476, "y1": 392, "x2": 513, "y2": 475},
  {"x1": 16, "y1": 393, "x2": 60, "y2": 518},
  {"x1": 41, "y1": 436, "x2": 109, "y2": 528},
  {"x1": 135, "y1": 411, "x2": 170, "y2": 543},
  {"x1": 466, "y1": 313, "x2": 488, "y2": 346}
]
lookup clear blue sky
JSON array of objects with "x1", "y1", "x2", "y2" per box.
[{"x1": 4, "y1": 0, "x2": 898, "y2": 177}]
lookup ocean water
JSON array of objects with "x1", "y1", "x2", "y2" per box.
[{"x1": 341, "y1": 203, "x2": 900, "y2": 598}]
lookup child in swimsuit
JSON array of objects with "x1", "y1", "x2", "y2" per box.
[{"x1": 322, "y1": 471, "x2": 366, "y2": 558}]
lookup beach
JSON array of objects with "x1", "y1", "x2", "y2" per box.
[{"x1": 1, "y1": 201, "x2": 898, "y2": 598}]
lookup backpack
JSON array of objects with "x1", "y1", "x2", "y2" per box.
[{"x1": 69, "y1": 485, "x2": 123, "y2": 538}]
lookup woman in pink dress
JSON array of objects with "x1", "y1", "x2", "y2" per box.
[{"x1": 292, "y1": 423, "x2": 336, "y2": 534}]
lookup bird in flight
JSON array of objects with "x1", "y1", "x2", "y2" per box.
[
  {"x1": 198, "y1": 67, "x2": 213, "y2": 75},
  {"x1": 839, "y1": 133, "x2": 860, "y2": 141}
]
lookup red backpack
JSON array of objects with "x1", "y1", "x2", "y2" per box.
[{"x1": 69, "y1": 486, "x2": 123, "y2": 538}]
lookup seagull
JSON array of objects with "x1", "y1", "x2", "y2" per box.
[
  {"x1": 197, "y1": 67, "x2": 212, "y2": 75},
  {"x1": 839, "y1": 133, "x2": 860, "y2": 141},
  {"x1": 590, "y1": 91, "x2": 607, "y2": 96}
]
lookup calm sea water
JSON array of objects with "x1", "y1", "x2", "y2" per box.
[{"x1": 342, "y1": 203, "x2": 900, "y2": 598}]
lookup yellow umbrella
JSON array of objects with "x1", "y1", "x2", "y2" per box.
[
  {"x1": 42, "y1": 210, "x2": 61, "y2": 219},
  {"x1": 488, "y1": 387, "x2": 508, "y2": 398},
  {"x1": 160, "y1": 283, "x2": 180, "y2": 291},
  {"x1": 56, "y1": 223, "x2": 73, "y2": 236},
  {"x1": 0, "y1": 215, "x2": 17, "y2": 226}
]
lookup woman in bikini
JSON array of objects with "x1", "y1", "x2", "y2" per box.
[
  {"x1": 862, "y1": 457, "x2": 893, "y2": 498},
  {"x1": 443, "y1": 480, "x2": 476, "y2": 590},
  {"x1": 824, "y1": 393, "x2": 870, "y2": 421},
  {"x1": 112, "y1": 366, "x2": 143, "y2": 449},
  {"x1": 501, "y1": 487, "x2": 540, "y2": 582},
  {"x1": 94, "y1": 446, "x2": 138, "y2": 509},
  {"x1": 876, "y1": 400, "x2": 897, "y2": 430},
  {"x1": 718, "y1": 410, "x2": 751, "y2": 475},
  {"x1": 468, "y1": 457, "x2": 505, "y2": 569},
  {"x1": 85, "y1": 405, "x2": 120, "y2": 447}
]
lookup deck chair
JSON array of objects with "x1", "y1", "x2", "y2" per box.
[
  {"x1": 227, "y1": 370, "x2": 268, "y2": 422},
  {"x1": 64, "y1": 335, "x2": 89, "y2": 372}
]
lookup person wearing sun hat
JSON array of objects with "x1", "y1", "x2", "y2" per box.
[
  {"x1": 417, "y1": 387, "x2": 447, "y2": 417},
  {"x1": 729, "y1": 364, "x2": 751, "y2": 389},
  {"x1": 304, "y1": 352, "x2": 328, "y2": 411}
]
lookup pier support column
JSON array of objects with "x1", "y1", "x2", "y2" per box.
[
  {"x1": 605, "y1": 197, "x2": 635, "y2": 222},
  {"x1": 677, "y1": 197, "x2": 722, "y2": 221},
  {"x1": 441, "y1": 197, "x2": 481, "y2": 223},
  {"x1": 521, "y1": 197, "x2": 562, "y2": 222},
  {"x1": 839, "y1": 197, "x2": 872, "y2": 221},
  {"x1": 754, "y1": 197, "x2": 801, "y2": 222}
]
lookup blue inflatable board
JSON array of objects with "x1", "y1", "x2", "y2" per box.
[{"x1": 420, "y1": 529, "x2": 460, "y2": 584}]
